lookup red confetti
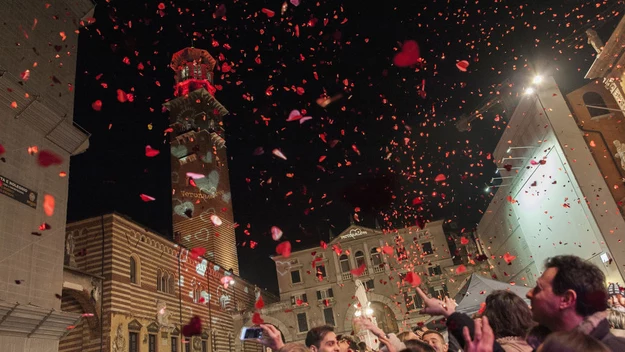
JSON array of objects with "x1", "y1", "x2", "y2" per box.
[
  {"x1": 182, "y1": 316, "x2": 203, "y2": 337},
  {"x1": 276, "y1": 241, "x2": 292, "y2": 258},
  {"x1": 37, "y1": 150, "x2": 63, "y2": 167},
  {"x1": 503, "y1": 252, "x2": 516, "y2": 264},
  {"x1": 393, "y1": 40, "x2": 421, "y2": 67},
  {"x1": 91, "y1": 100, "x2": 102, "y2": 111},
  {"x1": 460, "y1": 236, "x2": 469, "y2": 245},
  {"x1": 455, "y1": 265, "x2": 467, "y2": 274},
  {"x1": 320, "y1": 241, "x2": 328, "y2": 249},
  {"x1": 43, "y1": 195, "x2": 55, "y2": 216},
  {"x1": 382, "y1": 245, "x2": 394, "y2": 255},
  {"x1": 271, "y1": 226, "x2": 283, "y2": 241},
  {"x1": 350, "y1": 263, "x2": 366, "y2": 276},
  {"x1": 145, "y1": 145, "x2": 160, "y2": 157},
  {"x1": 261, "y1": 8, "x2": 275, "y2": 17},
  {"x1": 404, "y1": 272, "x2": 421, "y2": 287},
  {"x1": 190, "y1": 247, "x2": 206, "y2": 260},
  {"x1": 252, "y1": 312, "x2": 264, "y2": 325},
  {"x1": 158, "y1": 3, "x2": 165, "y2": 10},
  {"x1": 21, "y1": 70, "x2": 30, "y2": 81},
  {"x1": 456, "y1": 60, "x2": 470, "y2": 72},
  {"x1": 434, "y1": 174, "x2": 446, "y2": 182},
  {"x1": 255, "y1": 296, "x2": 265, "y2": 309},
  {"x1": 0, "y1": 144, "x2": 5, "y2": 155},
  {"x1": 139, "y1": 194, "x2": 155, "y2": 202},
  {"x1": 412, "y1": 197, "x2": 423, "y2": 205},
  {"x1": 39, "y1": 223, "x2": 51, "y2": 231}
]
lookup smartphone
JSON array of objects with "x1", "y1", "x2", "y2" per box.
[{"x1": 240, "y1": 326, "x2": 263, "y2": 340}]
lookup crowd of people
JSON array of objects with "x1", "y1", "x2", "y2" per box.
[{"x1": 254, "y1": 255, "x2": 625, "y2": 352}]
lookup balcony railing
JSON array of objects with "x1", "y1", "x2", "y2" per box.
[
  {"x1": 341, "y1": 272, "x2": 353, "y2": 281},
  {"x1": 373, "y1": 265, "x2": 385, "y2": 274}
]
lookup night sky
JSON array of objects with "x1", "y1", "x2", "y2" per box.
[{"x1": 67, "y1": 0, "x2": 624, "y2": 293}]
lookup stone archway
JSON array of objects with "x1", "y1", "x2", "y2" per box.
[
  {"x1": 62, "y1": 288, "x2": 99, "y2": 332},
  {"x1": 343, "y1": 292, "x2": 402, "y2": 332}
]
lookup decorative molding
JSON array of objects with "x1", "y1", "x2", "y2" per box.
[
  {"x1": 128, "y1": 319, "x2": 143, "y2": 331},
  {"x1": 147, "y1": 322, "x2": 160, "y2": 333}
]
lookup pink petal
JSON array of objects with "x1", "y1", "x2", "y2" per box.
[
  {"x1": 272, "y1": 149, "x2": 287, "y2": 160},
  {"x1": 287, "y1": 110, "x2": 302, "y2": 122}
]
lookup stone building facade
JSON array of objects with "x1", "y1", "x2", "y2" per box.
[
  {"x1": 0, "y1": 1, "x2": 94, "y2": 351},
  {"x1": 244, "y1": 220, "x2": 482, "y2": 346},
  {"x1": 59, "y1": 213, "x2": 277, "y2": 352}
]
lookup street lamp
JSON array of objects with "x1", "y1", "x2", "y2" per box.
[{"x1": 532, "y1": 75, "x2": 543, "y2": 85}]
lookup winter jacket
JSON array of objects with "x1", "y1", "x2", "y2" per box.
[
  {"x1": 496, "y1": 336, "x2": 532, "y2": 352},
  {"x1": 446, "y1": 311, "x2": 625, "y2": 352}
]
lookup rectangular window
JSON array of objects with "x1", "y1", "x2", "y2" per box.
[
  {"x1": 428, "y1": 265, "x2": 442, "y2": 276},
  {"x1": 430, "y1": 287, "x2": 446, "y2": 300},
  {"x1": 422, "y1": 242, "x2": 433, "y2": 255},
  {"x1": 396, "y1": 246, "x2": 408, "y2": 261},
  {"x1": 129, "y1": 332, "x2": 138, "y2": 352},
  {"x1": 403, "y1": 291, "x2": 423, "y2": 311},
  {"x1": 149, "y1": 334, "x2": 157, "y2": 352},
  {"x1": 323, "y1": 307, "x2": 335, "y2": 326},
  {"x1": 171, "y1": 337, "x2": 178, "y2": 352},
  {"x1": 201, "y1": 340, "x2": 208, "y2": 352},
  {"x1": 184, "y1": 337, "x2": 191, "y2": 352},
  {"x1": 316, "y1": 265, "x2": 327, "y2": 278},
  {"x1": 297, "y1": 313, "x2": 309, "y2": 333},
  {"x1": 291, "y1": 270, "x2": 301, "y2": 284},
  {"x1": 316, "y1": 288, "x2": 334, "y2": 300},
  {"x1": 291, "y1": 293, "x2": 308, "y2": 305},
  {"x1": 365, "y1": 279, "x2": 375, "y2": 290}
]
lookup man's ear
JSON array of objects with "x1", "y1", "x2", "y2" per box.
[
  {"x1": 559, "y1": 289, "x2": 577, "y2": 310},
  {"x1": 443, "y1": 343, "x2": 449, "y2": 352},
  {"x1": 309, "y1": 346, "x2": 318, "y2": 352}
]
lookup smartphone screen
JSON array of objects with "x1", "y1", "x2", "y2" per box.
[{"x1": 242, "y1": 327, "x2": 263, "y2": 340}]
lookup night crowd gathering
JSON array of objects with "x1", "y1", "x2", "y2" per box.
[{"x1": 229, "y1": 255, "x2": 625, "y2": 352}]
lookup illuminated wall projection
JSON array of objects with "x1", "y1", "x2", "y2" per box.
[{"x1": 165, "y1": 47, "x2": 239, "y2": 274}]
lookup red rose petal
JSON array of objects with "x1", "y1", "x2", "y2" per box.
[
  {"x1": 37, "y1": 150, "x2": 63, "y2": 167},
  {"x1": 252, "y1": 312, "x2": 264, "y2": 325},
  {"x1": 434, "y1": 174, "x2": 446, "y2": 182},
  {"x1": 276, "y1": 241, "x2": 292, "y2": 258},
  {"x1": 261, "y1": 8, "x2": 275, "y2": 17},
  {"x1": 145, "y1": 145, "x2": 160, "y2": 157},
  {"x1": 44, "y1": 194, "x2": 55, "y2": 216},
  {"x1": 182, "y1": 316, "x2": 203, "y2": 337},
  {"x1": 0, "y1": 144, "x2": 5, "y2": 155},
  {"x1": 255, "y1": 296, "x2": 265, "y2": 309},
  {"x1": 190, "y1": 247, "x2": 206, "y2": 260},
  {"x1": 460, "y1": 236, "x2": 469, "y2": 245},
  {"x1": 139, "y1": 194, "x2": 155, "y2": 202},
  {"x1": 456, "y1": 60, "x2": 470, "y2": 72},
  {"x1": 350, "y1": 263, "x2": 366, "y2": 277},
  {"x1": 503, "y1": 252, "x2": 517, "y2": 264},
  {"x1": 456, "y1": 264, "x2": 467, "y2": 274},
  {"x1": 404, "y1": 272, "x2": 421, "y2": 287},
  {"x1": 91, "y1": 100, "x2": 102, "y2": 111}
]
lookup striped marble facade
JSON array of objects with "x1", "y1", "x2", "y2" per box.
[{"x1": 60, "y1": 213, "x2": 276, "y2": 352}]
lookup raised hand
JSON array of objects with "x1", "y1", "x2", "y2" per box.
[
  {"x1": 416, "y1": 287, "x2": 457, "y2": 318},
  {"x1": 258, "y1": 324, "x2": 285, "y2": 351},
  {"x1": 463, "y1": 317, "x2": 495, "y2": 352}
]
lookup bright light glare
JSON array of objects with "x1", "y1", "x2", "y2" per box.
[
  {"x1": 524, "y1": 87, "x2": 535, "y2": 95},
  {"x1": 365, "y1": 308, "x2": 374, "y2": 315},
  {"x1": 485, "y1": 187, "x2": 490, "y2": 193},
  {"x1": 506, "y1": 147, "x2": 511, "y2": 153},
  {"x1": 532, "y1": 76, "x2": 543, "y2": 85},
  {"x1": 354, "y1": 310, "x2": 362, "y2": 317}
]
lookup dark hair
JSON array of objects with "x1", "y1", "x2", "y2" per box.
[
  {"x1": 545, "y1": 256, "x2": 608, "y2": 316},
  {"x1": 404, "y1": 339, "x2": 436, "y2": 352},
  {"x1": 305, "y1": 325, "x2": 334, "y2": 348},
  {"x1": 337, "y1": 334, "x2": 359, "y2": 350},
  {"x1": 421, "y1": 330, "x2": 445, "y2": 343},
  {"x1": 482, "y1": 290, "x2": 535, "y2": 338},
  {"x1": 537, "y1": 330, "x2": 610, "y2": 352}
]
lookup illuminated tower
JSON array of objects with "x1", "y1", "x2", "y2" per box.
[{"x1": 164, "y1": 47, "x2": 239, "y2": 274}]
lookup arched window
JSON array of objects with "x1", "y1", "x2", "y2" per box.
[
  {"x1": 169, "y1": 274, "x2": 176, "y2": 294},
  {"x1": 583, "y1": 91, "x2": 608, "y2": 117},
  {"x1": 180, "y1": 66, "x2": 190, "y2": 81},
  {"x1": 355, "y1": 251, "x2": 366, "y2": 268},
  {"x1": 339, "y1": 254, "x2": 351, "y2": 273},
  {"x1": 161, "y1": 272, "x2": 167, "y2": 293},
  {"x1": 370, "y1": 247, "x2": 382, "y2": 266},
  {"x1": 157, "y1": 269, "x2": 162, "y2": 292},
  {"x1": 130, "y1": 257, "x2": 137, "y2": 284}
]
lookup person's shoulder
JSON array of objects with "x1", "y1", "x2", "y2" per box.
[{"x1": 602, "y1": 331, "x2": 625, "y2": 348}]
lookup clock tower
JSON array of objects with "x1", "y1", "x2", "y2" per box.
[{"x1": 164, "y1": 47, "x2": 238, "y2": 274}]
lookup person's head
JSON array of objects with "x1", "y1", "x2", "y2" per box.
[
  {"x1": 526, "y1": 255, "x2": 608, "y2": 330},
  {"x1": 357, "y1": 341, "x2": 368, "y2": 351},
  {"x1": 336, "y1": 334, "x2": 359, "y2": 352},
  {"x1": 397, "y1": 331, "x2": 420, "y2": 342},
  {"x1": 482, "y1": 290, "x2": 535, "y2": 338},
  {"x1": 536, "y1": 330, "x2": 610, "y2": 352},
  {"x1": 403, "y1": 339, "x2": 436, "y2": 352},
  {"x1": 279, "y1": 343, "x2": 310, "y2": 352},
  {"x1": 607, "y1": 308, "x2": 625, "y2": 330},
  {"x1": 421, "y1": 331, "x2": 447, "y2": 352},
  {"x1": 305, "y1": 326, "x2": 339, "y2": 352}
]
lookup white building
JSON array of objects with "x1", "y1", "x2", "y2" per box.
[
  {"x1": 241, "y1": 220, "x2": 485, "y2": 345},
  {"x1": 477, "y1": 76, "x2": 625, "y2": 288},
  {"x1": 0, "y1": 1, "x2": 94, "y2": 351}
]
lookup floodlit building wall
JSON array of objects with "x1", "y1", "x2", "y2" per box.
[
  {"x1": 0, "y1": 1, "x2": 94, "y2": 351},
  {"x1": 478, "y1": 77, "x2": 625, "y2": 289}
]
